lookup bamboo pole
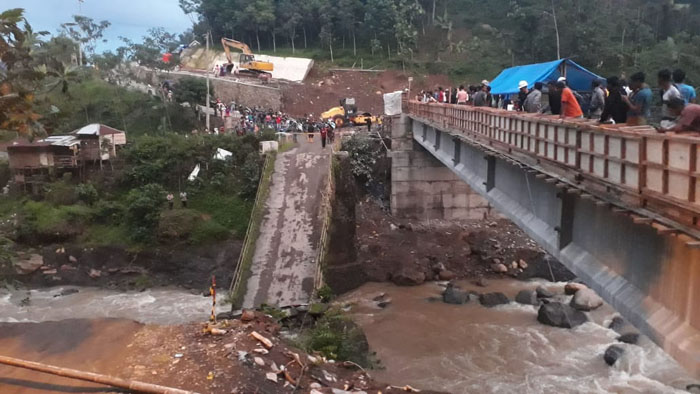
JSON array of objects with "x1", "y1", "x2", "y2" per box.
[{"x1": 0, "y1": 355, "x2": 198, "y2": 394}]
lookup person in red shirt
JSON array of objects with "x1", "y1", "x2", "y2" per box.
[
  {"x1": 557, "y1": 81, "x2": 583, "y2": 118},
  {"x1": 660, "y1": 98, "x2": 700, "y2": 133},
  {"x1": 320, "y1": 125, "x2": 328, "y2": 148}
]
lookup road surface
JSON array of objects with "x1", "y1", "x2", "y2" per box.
[{"x1": 242, "y1": 137, "x2": 331, "y2": 308}]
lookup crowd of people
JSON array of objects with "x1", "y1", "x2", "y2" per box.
[
  {"x1": 417, "y1": 68, "x2": 699, "y2": 133},
  {"x1": 199, "y1": 98, "x2": 340, "y2": 148}
]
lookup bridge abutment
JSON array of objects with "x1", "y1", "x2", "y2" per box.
[{"x1": 390, "y1": 115, "x2": 491, "y2": 221}]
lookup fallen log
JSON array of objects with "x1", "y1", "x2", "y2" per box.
[{"x1": 0, "y1": 355, "x2": 197, "y2": 394}]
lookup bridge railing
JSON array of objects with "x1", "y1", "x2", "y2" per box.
[{"x1": 407, "y1": 101, "x2": 700, "y2": 229}]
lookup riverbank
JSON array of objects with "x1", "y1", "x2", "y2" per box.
[
  {"x1": 0, "y1": 313, "x2": 444, "y2": 394},
  {"x1": 2, "y1": 241, "x2": 241, "y2": 293}
]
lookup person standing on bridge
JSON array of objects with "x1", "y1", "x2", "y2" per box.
[
  {"x1": 523, "y1": 82, "x2": 543, "y2": 113},
  {"x1": 558, "y1": 81, "x2": 583, "y2": 119},
  {"x1": 673, "y1": 69, "x2": 697, "y2": 104},
  {"x1": 457, "y1": 85, "x2": 468, "y2": 104},
  {"x1": 367, "y1": 116, "x2": 372, "y2": 132},
  {"x1": 589, "y1": 79, "x2": 606, "y2": 119},
  {"x1": 623, "y1": 72, "x2": 652, "y2": 126},
  {"x1": 600, "y1": 76, "x2": 628, "y2": 124}
]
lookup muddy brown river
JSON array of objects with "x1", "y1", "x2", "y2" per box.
[{"x1": 341, "y1": 280, "x2": 697, "y2": 393}]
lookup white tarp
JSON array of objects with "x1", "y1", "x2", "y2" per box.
[
  {"x1": 188, "y1": 164, "x2": 200, "y2": 181},
  {"x1": 214, "y1": 148, "x2": 233, "y2": 160},
  {"x1": 383, "y1": 91, "x2": 403, "y2": 116}
]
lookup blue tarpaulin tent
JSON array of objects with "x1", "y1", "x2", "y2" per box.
[{"x1": 488, "y1": 59, "x2": 603, "y2": 96}]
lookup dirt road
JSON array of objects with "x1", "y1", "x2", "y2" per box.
[{"x1": 242, "y1": 137, "x2": 331, "y2": 308}]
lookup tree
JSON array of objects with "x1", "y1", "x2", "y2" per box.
[
  {"x1": 364, "y1": 0, "x2": 397, "y2": 56},
  {"x1": 173, "y1": 77, "x2": 211, "y2": 111},
  {"x1": 337, "y1": 0, "x2": 364, "y2": 56},
  {"x1": 125, "y1": 183, "x2": 167, "y2": 242},
  {"x1": 60, "y1": 15, "x2": 111, "y2": 65},
  {"x1": 278, "y1": 0, "x2": 303, "y2": 53},
  {"x1": 0, "y1": 8, "x2": 45, "y2": 137}
]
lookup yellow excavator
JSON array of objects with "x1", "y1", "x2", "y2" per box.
[{"x1": 220, "y1": 38, "x2": 274, "y2": 75}]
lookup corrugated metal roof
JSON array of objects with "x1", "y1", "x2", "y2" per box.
[
  {"x1": 73, "y1": 123, "x2": 125, "y2": 136},
  {"x1": 41, "y1": 135, "x2": 81, "y2": 147}
]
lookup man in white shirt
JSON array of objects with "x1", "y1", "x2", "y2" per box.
[{"x1": 658, "y1": 69, "x2": 682, "y2": 122}]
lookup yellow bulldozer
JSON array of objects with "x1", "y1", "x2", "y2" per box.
[
  {"x1": 321, "y1": 98, "x2": 381, "y2": 127},
  {"x1": 221, "y1": 38, "x2": 273, "y2": 75}
]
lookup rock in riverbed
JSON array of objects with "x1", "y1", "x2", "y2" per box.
[
  {"x1": 535, "y1": 286, "x2": 554, "y2": 298},
  {"x1": 14, "y1": 254, "x2": 44, "y2": 275},
  {"x1": 617, "y1": 333, "x2": 640, "y2": 345},
  {"x1": 537, "y1": 302, "x2": 588, "y2": 328},
  {"x1": 442, "y1": 285, "x2": 468, "y2": 305},
  {"x1": 564, "y1": 282, "x2": 588, "y2": 295},
  {"x1": 570, "y1": 288, "x2": 603, "y2": 311},
  {"x1": 479, "y1": 292, "x2": 509, "y2": 307},
  {"x1": 515, "y1": 290, "x2": 538, "y2": 305},
  {"x1": 392, "y1": 267, "x2": 425, "y2": 286},
  {"x1": 604, "y1": 345, "x2": 624, "y2": 366}
]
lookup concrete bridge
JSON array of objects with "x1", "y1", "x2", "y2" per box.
[{"x1": 391, "y1": 102, "x2": 700, "y2": 376}]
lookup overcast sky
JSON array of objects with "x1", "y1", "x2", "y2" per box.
[{"x1": 6, "y1": 0, "x2": 193, "y2": 52}]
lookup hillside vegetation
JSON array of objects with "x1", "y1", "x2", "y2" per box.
[{"x1": 182, "y1": 0, "x2": 700, "y2": 82}]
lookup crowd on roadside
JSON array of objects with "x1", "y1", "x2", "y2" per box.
[
  {"x1": 197, "y1": 98, "x2": 340, "y2": 143},
  {"x1": 417, "y1": 68, "x2": 700, "y2": 133}
]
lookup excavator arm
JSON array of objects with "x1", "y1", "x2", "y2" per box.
[
  {"x1": 221, "y1": 38, "x2": 253, "y2": 63},
  {"x1": 220, "y1": 37, "x2": 273, "y2": 74}
]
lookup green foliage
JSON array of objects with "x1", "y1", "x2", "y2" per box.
[
  {"x1": 305, "y1": 308, "x2": 369, "y2": 365},
  {"x1": 125, "y1": 183, "x2": 166, "y2": 242},
  {"x1": 341, "y1": 134, "x2": 380, "y2": 183},
  {"x1": 92, "y1": 200, "x2": 125, "y2": 224},
  {"x1": 239, "y1": 151, "x2": 263, "y2": 198},
  {"x1": 191, "y1": 219, "x2": 230, "y2": 244},
  {"x1": 76, "y1": 183, "x2": 98, "y2": 206},
  {"x1": 316, "y1": 284, "x2": 334, "y2": 302},
  {"x1": 157, "y1": 209, "x2": 203, "y2": 240},
  {"x1": 188, "y1": 187, "x2": 252, "y2": 237},
  {"x1": 44, "y1": 181, "x2": 77, "y2": 206},
  {"x1": 17, "y1": 201, "x2": 94, "y2": 241},
  {"x1": 173, "y1": 77, "x2": 210, "y2": 107}
]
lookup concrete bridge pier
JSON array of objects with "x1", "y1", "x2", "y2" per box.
[{"x1": 390, "y1": 115, "x2": 492, "y2": 221}]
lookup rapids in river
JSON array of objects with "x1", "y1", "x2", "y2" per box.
[
  {"x1": 341, "y1": 279, "x2": 697, "y2": 394},
  {"x1": 0, "y1": 286, "x2": 225, "y2": 325},
  {"x1": 1, "y1": 280, "x2": 697, "y2": 393}
]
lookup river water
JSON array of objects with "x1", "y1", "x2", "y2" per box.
[
  {"x1": 0, "y1": 286, "x2": 226, "y2": 325},
  {"x1": 341, "y1": 279, "x2": 697, "y2": 394}
]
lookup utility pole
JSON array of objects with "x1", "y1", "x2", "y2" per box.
[{"x1": 205, "y1": 31, "x2": 211, "y2": 132}]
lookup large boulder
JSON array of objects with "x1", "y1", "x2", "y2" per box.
[
  {"x1": 479, "y1": 292, "x2": 510, "y2": 307},
  {"x1": 604, "y1": 345, "x2": 624, "y2": 366},
  {"x1": 570, "y1": 288, "x2": 604, "y2": 311},
  {"x1": 442, "y1": 285, "x2": 467, "y2": 305},
  {"x1": 14, "y1": 254, "x2": 44, "y2": 275},
  {"x1": 537, "y1": 302, "x2": 588, "y2": 328},
  {"x1": 392, "y1": 267, "x2": 425, "y2": 286},
  {"x1": 515, "y1": 290, "x2": 539, "y2": 306}
]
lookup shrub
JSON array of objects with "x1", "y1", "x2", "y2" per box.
[
  {"x1": 125, "y1": 184, "x2": 166, "y2": 242},
  {"x1": 191, "y1": 219, "x2": 230, "y2": 244},
  {"x1": 239, "y1": 152, "x2": 262, "y2": 198},
  {"x1": 16, "y1": 201, "x2": 93, "y2": 242},
  {"x1": 341, "y1": 134, "x2": 381, "y2": 184},
  {"x1": 157, "y1": 209, "x2": 203, "y2": 240},
  {"x1": 93, "y1": 200, "x2": 125, "y2": 224},
  {"x1": 44, "y1": 181, "x2": 77, "y2": 205},
  {"x1": 76, "y1": 183, "x2": 99, "y2": 206},
  {"x1": 305, "y1": 308, "x2": 370, "y2": 365}
]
